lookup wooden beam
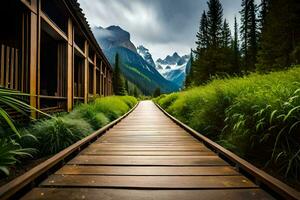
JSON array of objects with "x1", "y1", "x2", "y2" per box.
[
  {"x1": 88, "y1": 57, "x2": 94, "y2": 65},
  {"x1": 29, "y1": 12, "x2": 38, "y2": 118},
  {"x1": 74, "y1": 43, "x2": 85, "y2": 58},
  {"x1": 100, "y1": 61, "x2": 103, "y2": 96},
  {"x1": 36, "y1": 0, "x2": 41, "y2": 114},
  {"x1": 84, "y1": 41, "x2": 88, "y2": 103},
  {"x1": 20, "y1": 0, "x2": 38, "y2": 14},
  {"x1": 40, "y1": 12, "x2": 68, "y2": 42},
  {"x1": 67, "y1": 18, "x2": 73, "y2": 112},
  {"x1": 93, "y1": 54, "x2": 97, "y2": 96}
]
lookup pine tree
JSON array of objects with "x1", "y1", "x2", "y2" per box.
[
  {"x1": 133, "y1": 87, "x2": 138, "y2": 97},
  {"x1": 207, "y1": 0, "x2": 223, "y2": 48},
  {"x1": 232, "y1": 17, "x2": 241, "y2": 73},
  {"x1": 185, "y1": 51, "x2": 194, "y2": 88},
  {"x1": 257, "y1": 0, "x2": 300, "y2": 71},
  {"x1": 112, "y1": 53, "x2": 126, "y2": 95},
  {"x1": 258, "y1": 0, "x2": 270, "y2": 33},
  {"x1": 222, "y1": 19, "x2": 231, "y2": 48},
  {"x1": 153, "y1": 88, "x2": 161, "y2": 97},
  {"x1": 196, "y1": 11, "x2": 209, "y2": 55},
  {"x1": 125, "y1": 79, "x2": 129, "y2": 94},
  {"x1": 240, "y1": 0, "x2": 258, "y2": 71}
]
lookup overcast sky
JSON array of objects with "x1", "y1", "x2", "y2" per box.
[{"x1": 78, "y1": 0, "x2": 243, "y2": 61}]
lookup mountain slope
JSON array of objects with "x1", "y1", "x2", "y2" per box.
[{"x1": 93, "y1": 26, "x2": 179, "y2": 94}]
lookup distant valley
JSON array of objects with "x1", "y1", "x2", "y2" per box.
[{"x1": 93, "y1": 25, "x2": 189, "y2": 94}]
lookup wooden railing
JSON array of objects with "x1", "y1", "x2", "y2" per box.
[{"x1": 0, "y1": 44, "x2": 19, "y2": 90}]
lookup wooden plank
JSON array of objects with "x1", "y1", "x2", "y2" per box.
[
  {"x1": 0, "y1": 104, "x2": 138, "y2": 200},
  {"x1": 21, "y1": 188, "x2": 275, "y2": 200},
  {"x1": 156, "y1": 102, "x2": 300, "y2": 200},
  {"x1": 80, "y1": 150, "x2": 215, "y2": 156},
  {"x1": 88, "y1": 145, "x2": 209, "y2": 151},
  {"x1": 68, "y1": 155, "x2": 228, "y2": 166},
  {"x1": 41, "y1": 175, "x2": 257, "y2": 189},
  {"x1": 56, "y1": 166, "x2": 239, "y2": 176}
]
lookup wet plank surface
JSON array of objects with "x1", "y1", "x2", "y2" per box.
[{"x1": 22, "y1": 101, "x2": 274, "y2": 199}]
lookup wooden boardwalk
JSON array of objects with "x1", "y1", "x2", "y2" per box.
[{"x1": 21, "y1": 101, "x2": 275, "y2": 199}]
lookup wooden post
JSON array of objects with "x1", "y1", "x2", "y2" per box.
[
  {"x1": 104, "y1": 67, "x2": 107, "y2": 96},
  {"x1": 93, "y1": 54, "x2": 97, "y2": 96},
  {"x1": 67, "y1": 18, "x2": 73, "y2": 112},
  {"x1": 100, "y1": 61, "x2": 103, "y2": 96},
  {"x1": 84, "y1": 41, "x2": 88, "y2": 103},
  {"x1": 5, "y1": 46, "x2": 10, "y2": 88},
  {"x1": 29, "y1": 2, "x2": 38, "y2": 118}
]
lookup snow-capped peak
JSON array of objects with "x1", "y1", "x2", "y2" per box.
[
  {"x1": 155, "y1": 53, "x2": 190, "y2": 88},
  {"x1": 137, "y1": 45, "x2": 155, "y2": 68}
]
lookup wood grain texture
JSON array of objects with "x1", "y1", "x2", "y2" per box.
[
  {"x1": 21, "y1": 101, "x2": 276, "y2": 199},
  {"x1": 21, "y1": 188, "x2": 274, "y2": 200}
]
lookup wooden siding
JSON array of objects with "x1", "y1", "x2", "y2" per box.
[{"x1": 0, "y1": 0, "x2": 113, "y2": 116}]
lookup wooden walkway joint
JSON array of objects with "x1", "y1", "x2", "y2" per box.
[{"x1": 3, "y1": 101, "x2": 300, "y2": 199}]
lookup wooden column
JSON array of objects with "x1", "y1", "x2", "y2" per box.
[
  {"x1": 84, "y1": 41, "x2": 88, "y2": 103},
  {"x1": 104, "y1": 67, "x2": 107, "y2": 96},
  {"x1": 100, "y1": 61, "x2": 103, "y2": 96},
  {"x1": 67, "y1": 18, "x2": 73, "y2": 112},
  {"x1": 29, "y1": 0, "x2": 38, "y2": 118},
  {"x1": 93, "y1": 54, "x2": 97, "y2": 96}
]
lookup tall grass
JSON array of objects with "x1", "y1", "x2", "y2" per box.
[
  {"x1": 0, "y1": 88, "x2": 43, "y2": 175},
  {"x1": 21, "y1": 96, "x2": 137, "y2": 157},
  {"x1": 154, "y1": 66, "x2": 300, "y2": 181}
]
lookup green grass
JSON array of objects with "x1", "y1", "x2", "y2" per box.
[
  {"x1": 124, "y1": 64, "x2": 151, "y2": 82},
  {"x1": 19, "y1": 96, "x2": 137, "y2": 157},
  {"x1": 154, "y1": 66, "x2": 300, "y2": 181}
]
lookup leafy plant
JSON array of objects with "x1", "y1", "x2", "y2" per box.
[
  {"x1": 0, "y1": 88, "x2": 51, "y2": 137},
  {"x1": 0, "y1": 88, "x2": 48, "y2": 175},
  {"x1": 156, "y1": 66, "x2": 300, "y2": 181},
  {"x1": 0, "y1": 139, "x2": 33, "y2": 175},
  {"x1": 70, "y1": 104, "x2": 109, "y2": 130},
  {"x1": 27, "y1": 116, "x2": 93, "y2": 156}
]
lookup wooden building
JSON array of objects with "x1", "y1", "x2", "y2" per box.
[{"x1": 0, "y1": 0, "x2": 113, "y2": 117}]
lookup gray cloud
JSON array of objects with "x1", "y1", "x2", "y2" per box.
[{"x1": 78, "y1": 0, "x2": 243, "y2": 60}]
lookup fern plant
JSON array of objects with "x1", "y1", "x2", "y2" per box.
[{"x1": 0, "y1": 88, "x2": 48, "y2": 175}]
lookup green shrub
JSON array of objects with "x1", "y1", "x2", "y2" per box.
[
  {"x1": 157, "y1": 93, "x2": 179, "y2": 109},
  {"x1": 21, "y1": 96, "x2": 137, "y2": 156},
  {"x1": 0, "y1": 139, "x2": 33, "y2": 175},
  {"x1": 69, "y1": 104, "x2": 109, "y2": 130},
  {"x1": 120, "y1": 96, "x2": 138, "y2": 107},
  {"x1": 156, "y1": 67, "x2": 300, "y2": 180},
  {"x1": 93, "y1": 96, "x2": 130, "y2": 120},
  {"x1": 26, "y1": 116, "x2": 93, "y2": 156}
]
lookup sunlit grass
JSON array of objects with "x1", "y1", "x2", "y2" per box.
[
  {"x1": 17, "y1": 96, "x2": 137, "y2": 162},
  {"x1": 155, "y1": 66, "x2": 300, "y2": 181}
]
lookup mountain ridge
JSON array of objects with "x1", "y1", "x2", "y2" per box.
[{"x1": 92, "y1": 25, "x2": 179, "y2": 94}]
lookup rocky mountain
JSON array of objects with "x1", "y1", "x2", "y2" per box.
[
  {"x1": 137, "y1": 45, "x2": 155, "y2": 68},
  {"x1": 92, "y1": 26, "x2": 179, "y2": 95},
  {"x1": 93, "y1": 26, "x2": 137, "y2": 53},
  {"x1": 155, "y1": 53, "x2": 190, "y2": 88}
]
